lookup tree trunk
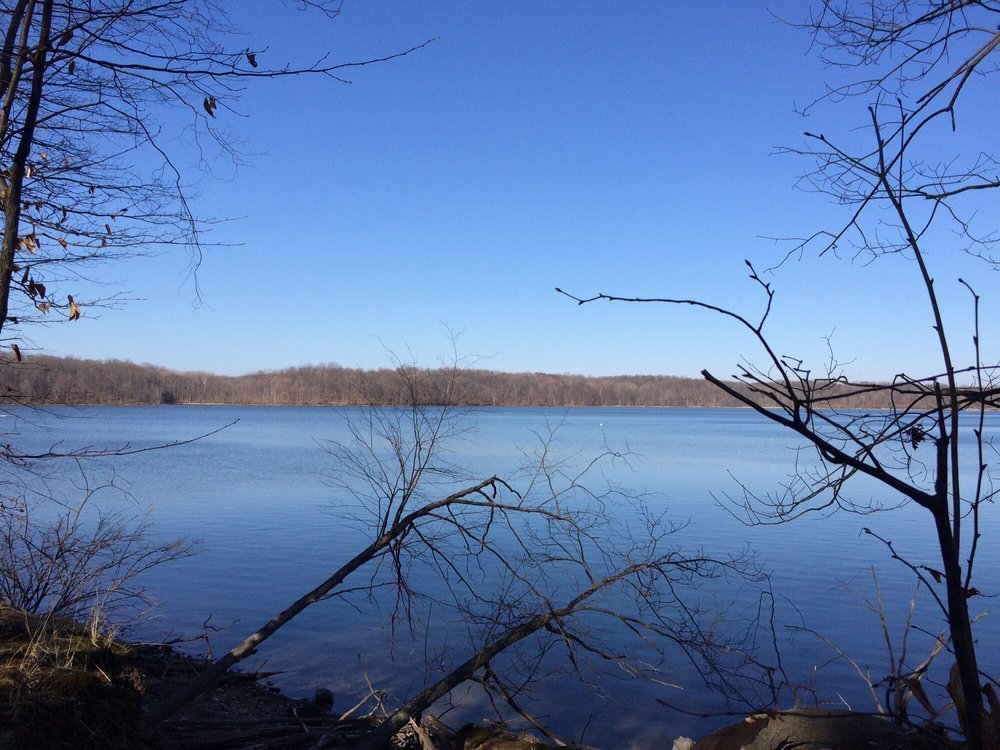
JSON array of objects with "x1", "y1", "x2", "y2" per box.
[
  {"x1": 932, "y1": 507, "x2": 983, "y2": 750},
  {"x1": 0, "y1": 0, "x2": 51, "y2": 339}
]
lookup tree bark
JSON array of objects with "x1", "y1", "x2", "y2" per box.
[{"x1": 0, "y1": 0, "x2": 51, "y2": 339}]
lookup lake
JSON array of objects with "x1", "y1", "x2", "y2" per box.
[{"x1": 3, "y1": 405, "x2": 996, "y2": 747}]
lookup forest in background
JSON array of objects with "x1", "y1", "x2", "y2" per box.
[{"x1": 0, "y1": 354, "x2": 898, "y2": 408}]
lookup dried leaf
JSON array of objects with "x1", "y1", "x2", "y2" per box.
[
  {"x1": 58, "y1": 28, "x2": 73, "y2": 46},
  {"x1": 246, "y1": 50, "x2": 257, "y2": 67},
  {"x1": 34, "y1": 201, "x2": 41, "y2": 212},
  {"x1": 39, "y1": 151, "x2": 47, "y2": 161},
  {"x1": 35, "y1": 282, "x2": 46, "y2": 299},
  {"x1": 20, "y1": 268, "x2": 28, "y2": 284},
  {"x1": 10, "y1": 344, "x2": 21, "y2": 362},
  {"x1": 61, "y1": 207, "x2": 68, "y2": 222},
  {"x1": 907, "y1": 676, "x2": 938, "y2": 717},
  {"x1": 24, "y1": 164, "x2": 33, "y2": 178},
  {"x1": 68, "y1": 59, "x2": 76, "y2": 75},
  {"x1": 68, "y1": 295, "x2": 80, "y2": 321},
  {"x1": 985, "y1": 684, "x2": 1000, "y2": 749},
  {"x1": 203, "y1": 96, "x2": 217, "y2": 117},
  {"x1": 37, "y1": 302, "x2": 50, "y2": 314},
  {"x1": 924, "y1": 567, "x2": 944, "y2": 584},
  {"x1": 105, "y1": 223, "x2": 112, "y2": 235},
  {"x1": 57, "y1": 236, "x2": 68, "y2": 250},
  {"x1": 948, "y1": 664, "x2": 967, "y2": 737},
  {"x1": 987, "y1": 683, "x2": 999, "y2": 714},
  {"x1": 11, "y1": 263, "x2": 20, "y2": 273},
  {"x1": 965, "y1": 586, "x2": 981, "y2": 598}
]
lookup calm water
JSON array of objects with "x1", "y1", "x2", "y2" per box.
[{"x1": 3, "y1": 406, "x2": 997, "y2": 747}]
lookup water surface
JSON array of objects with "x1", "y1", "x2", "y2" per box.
[{"x1": 5, "y1": 406, "x2": 996, "y2": 747}]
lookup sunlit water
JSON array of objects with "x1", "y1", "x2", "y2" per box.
[{"x1": 3, "y1": 406, "x2": 996, "y2": 747}]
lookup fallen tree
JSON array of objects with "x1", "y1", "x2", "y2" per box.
[{"x1": 145, "y1": 356, "x2": 772, "y2": 747}]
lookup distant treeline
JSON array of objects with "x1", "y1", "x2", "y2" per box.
[{"x1": 0, "y1": 355, "x2": 896, "y2": 409}]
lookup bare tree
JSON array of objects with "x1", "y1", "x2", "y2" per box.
[
  {"x1": 145, "y1": 355, "x2": 770, "y2": 747},
  {"x1": 0, "y1": 0, "x2": 425, "y2": 701},
  {"x1": 0, "y1": 459, "x2": 192, "y2": 624},
  {"x1": 560, "y1": 2, "x2": 1000, "y2": 747},
  {"x1": 0, "y1": 0, "x2": 429, "y2": 347}
]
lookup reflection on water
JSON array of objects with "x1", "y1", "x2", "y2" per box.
[{"x1": 5, "y1": 406, "x2": 997, "y2": 747}]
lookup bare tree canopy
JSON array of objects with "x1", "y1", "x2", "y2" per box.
[
  {"x1": 782, "y1": 0, "x2": 1000, "y2": 265},
  {"x1": 562, "y1": 2, "x2": 1000, "y2": 747},
  {"x1": 0, "y1": 0, "x2": 428, "y2": 344}
]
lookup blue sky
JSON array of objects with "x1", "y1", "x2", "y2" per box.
[{"x1": 30, "y1": 1, "x2": 999, "y2": 380}]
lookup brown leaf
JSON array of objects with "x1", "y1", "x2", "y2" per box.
[
  {"x1": 57, "y1": 236, "x2": 68, "y2": 250},
  {"x1": 39, "y1": 151, "x2": 47, "y2": 161},
  {"x1": 20, "y1": 268, "x2": 28, "y2": 284},
  {"x1": 924, "y1": 567, "x2": 944, "y2": 584},
  {"x1": 907, "y1": 676, "x2": 938, "y2": 717},
  {"x1": 68, "y1": 59, "x2": 76, "y2": 75},
  {"x1": 37, "y1": 302, "x2": 50, "y2": 314},
  {"x1": 203, "y1": 96, "x2": 217, "y2": 117},
  {"x1": 24, "y1": 164, "x2": 33, "y2": 178},
  {"x1": 58, "y1": 28, "x2": 73, "y2": 46},
  {"x1": 10, "y1": 263, "x2": 20, "y2": 273},
  {"x1": 985, "y1": 684, "x2": 1000, "y2": 749},
  {"x1": 68, "y1": 295, "x2": 80, "y2": 321},
  {"x1": 965, "y1": 586, "x2": 981, "y2": 598},
  {"x1": 35, "y1": 282, "x2": 46, "y2": 299},
  {"x1": 987, "y1": 683, "x2": 999, "y2": 714},
  {"x1": 246, "y1": 50, "x2": 257, "y2": 68},
  {"x1": 948, "y1": 664, "x2": 967, "y2": 737},
  {"x1": 105, "y1": 223, "x2": 112, "y2": 235},
  {"x1": 10, "y1": 344, "x2": 21, "y2": 362}
]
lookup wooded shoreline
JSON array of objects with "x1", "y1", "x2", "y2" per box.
[{"x1": 1, "y1": 354, "x2": 901, "y2": 409}]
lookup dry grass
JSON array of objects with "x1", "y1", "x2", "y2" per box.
[{"x1": 0, "y1": 605, "x2": 143, "y2": 749}]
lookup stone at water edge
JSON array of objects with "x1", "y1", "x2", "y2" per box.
[
  {"x1": 689, "y1": 708, "x2": 904, "y2": 750},
  {"x1": 313, "y1": 688, "x2": 334, "y2": 711}
]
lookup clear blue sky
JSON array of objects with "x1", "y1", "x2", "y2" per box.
[{"x1": 31, "y1": 1, "x2": 999, "y2": 380}]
